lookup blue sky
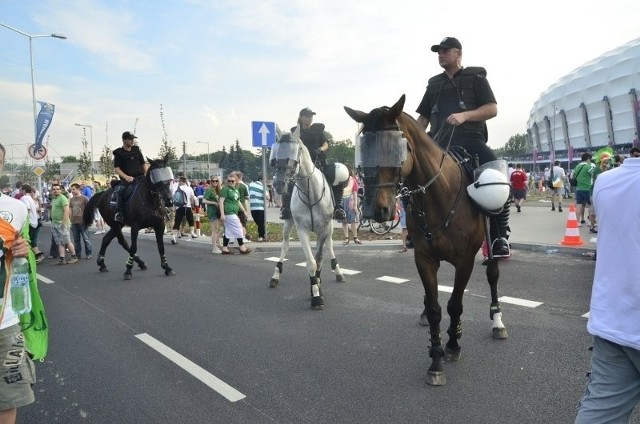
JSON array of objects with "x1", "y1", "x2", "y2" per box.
[{"x1": 1, "y1": 0, "x2": 638, "y2": 165}]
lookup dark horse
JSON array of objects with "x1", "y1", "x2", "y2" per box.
[
  {"x1": 82, "y1": 156, "x2": 175, "y2": 280},
  {"x1": 344, "y1": 95, "x2": 507, "y2": 386}
]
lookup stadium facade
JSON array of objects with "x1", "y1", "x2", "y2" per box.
[{"x1": 524, "y1": 37, "x2": 640, "y2": 170}]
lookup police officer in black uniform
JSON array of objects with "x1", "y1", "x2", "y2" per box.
[
  {"x1": 416, "y1": 37, "x2": 510, "y2": 257},
  {"x1": 280, "y1": 107, "x2": 346, "y2": 220},
  {"x1": 111, "y1": 131, "x2": 149, "y2": 222}
]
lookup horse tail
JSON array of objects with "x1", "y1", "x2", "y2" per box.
[{"x1": 83, "y1": 191, "x2": 106, "y2": 229}]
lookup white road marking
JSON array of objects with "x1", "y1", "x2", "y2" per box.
[
  {"x1": 135, "y1": 333, "x2": 246, "y2": 402},
  {"x1": 37, "y1": 274, "x2": 55, "y2": 284},
  {"x1": 376, "y1": 276, "x2": 409, "y2": 284},
  {"x1": 498, "y1": 296, "x2": 543, "y2": 308},
  {"x1": 265, "y1": 257, "x2": 288, "y2": 262},
  {"x1": 437, "y1": 285, "x2": 468, "y2": 294},
  {"x1": 338, "y1": 268, "x2": 361, "y2": 275}
]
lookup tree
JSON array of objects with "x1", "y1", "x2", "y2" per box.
[
  {"x1": 158, "y1": 103, "x2": 178, "y2": 165},
  {"x1": 43, "y1": 157, "x2": 61, "y2": 183},
  {"x1": 61, "y1": 156, "x2": 78, "y2": 163},
  {"x1": 77, "y1": 128, "x2": 92, "y2": 181},
  {"x1": 326, "y1": 137, "x2": 355, "y2": 166},
  {"x1": 16, "y1": 163, "x2": 34, "y2": 185},
  {"x1": 98, "y1": 144, "x2": 115, "y2": 179},
  {"x1": 494, "y1": 133, "x2": 529, "y2": 160}
]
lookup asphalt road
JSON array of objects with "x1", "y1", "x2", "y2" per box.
[{"x1": 19, "y1": 228, "x2": 638, "y2": 424}]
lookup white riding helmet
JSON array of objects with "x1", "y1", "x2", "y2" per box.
[{"x1": 466, "y1": 168, "x2": 510, "y2": 212}]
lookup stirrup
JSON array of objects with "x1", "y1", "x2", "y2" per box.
[
  {"x1": 114, "y1": 212, "x2": 124, "y2": 223},
  {"x1": 333, "y1": 207, "x2": 346, "y2": 220},
  {"x1": 491, "y1": 237, "x2": 510, "y2": 258}
]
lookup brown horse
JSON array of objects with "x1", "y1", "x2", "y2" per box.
[{"x1": 344, "y1": 95, "x2": 507, "y2": 386}]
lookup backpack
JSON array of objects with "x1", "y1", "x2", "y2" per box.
[{"x1": 173, "y1": 188, "x2": 187, "y2": 207}]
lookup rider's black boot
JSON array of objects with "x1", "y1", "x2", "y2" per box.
[
  {"x1": 332, "y1": 184, "x2": 345, "y2": 220},
  {"x1": 490, "y1": 201, "x2": 511, "y2": 257},
  {"x1": 111, "y1": 186, "x2": 124, "y2": 223}
]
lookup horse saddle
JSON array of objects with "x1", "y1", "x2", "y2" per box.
[{"x1": 447, "y1": 146, "x2": 475, "y2": 182}]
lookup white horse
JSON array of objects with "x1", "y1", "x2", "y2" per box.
[{"x1": 269, "y1": 126, "x2": 345, "y2": 310}]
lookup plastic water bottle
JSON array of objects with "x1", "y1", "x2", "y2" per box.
[{"x1": 10, "y1": 257, "x2": 31, "y2": 314}]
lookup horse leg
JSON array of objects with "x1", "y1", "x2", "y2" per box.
[
  {"x1": 129, "y1": 226, "x2": 147, "y2": 271},
  {"x1": 96, "y1": 228, "x2": 118, "y2": 272},
  {"x1": 443, "y1": 261, "x2": 474, "y2": 363},
  {"x1": 298, "y1": 231, "x2": 322, "y2": 309},
  {"x1": 155, "y1": 222, "x2": 174, "y2": 276},
  {"x1": 487, "y1": 259, "x2": 508, "y2": 339},
  {"x1": 416, "y1": 257, "x2": 446, "y2": 385},
  {"x1": 269, "y1": 219, "x2": 293, "y2": 288},
  {"x1": 324, "y1": 230, "x2": 345, "y2": 283},
  {"x1": 122, "y1": 227, "x2": 140, "y2": 281}
]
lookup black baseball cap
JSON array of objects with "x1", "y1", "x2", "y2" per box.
[
  {"x1": 431, "y1": 37, "x2": 462, "y2": 52},
  {"x1": 122, "y1": 131, "x2": 137, "y2": 140},
  {"x1": 299, "y1": 107, "x2": 316, "y2": 117}
]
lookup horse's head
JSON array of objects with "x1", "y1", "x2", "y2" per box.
[
  {"x1": 270, "y1": 126, "x2": 304, "y2": 195},
  {"x1": 147, "y1": 155, "x2": 174, "y2": 207},
  {"x1": 344, "y1": 95, "x2": 410, "y2": 222}
]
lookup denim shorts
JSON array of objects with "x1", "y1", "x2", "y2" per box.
[{"x1": 0, "y1": 325, "x2": 36, "y2": 410}]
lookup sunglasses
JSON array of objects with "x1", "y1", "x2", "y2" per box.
[
  {"x1": 212, "y1": 180, "x2": 219, "y2": 183},
  {"x1": 227, "y1": 180, "x2": 236, "y2": 183}
]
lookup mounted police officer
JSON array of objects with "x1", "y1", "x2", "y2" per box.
[
  {"x1": 111, "y1": 131, "x2": 149, "y2": 223},
  {"x1": 279, "y1": 107, "x2": 346, "y2": 220},
  {"x1": 416, "y1": 37, "x2": 510, "y2": 258}
]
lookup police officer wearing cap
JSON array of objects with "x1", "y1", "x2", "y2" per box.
[
  {"x1": 111, "y1": 131, "x2": 149, "y2": 222},
  {"x1": 416, "y1": 37, "x2": 510, "y2": 257},
  {"x1": 279, "y1": 107, "x2": 346, "y2": 220}
]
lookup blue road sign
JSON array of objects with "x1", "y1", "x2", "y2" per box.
[{"x1": 251, "y1": 121, "x2": 276, "y2": 148}]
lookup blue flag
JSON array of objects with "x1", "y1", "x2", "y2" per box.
[{"x1": 35, "y1": 101, "x2": 55, "y2": 150}]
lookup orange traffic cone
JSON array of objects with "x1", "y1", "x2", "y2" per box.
[{"x1": 560, "y1": 203, "x2": 584, "y2": 246}]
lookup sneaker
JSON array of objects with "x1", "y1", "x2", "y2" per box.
[
  {"x1": 191, "y1": 233, "x2": 198, "y2": 238},
  {"x1": 242, "y1": 238, "x2": 251, "y2": 243},
  {"x1": 35, "y1": 253, "x2": 45, "y2": 263},
  {"x1": 589, "y1": 227, "x2": 598, "y2": 234},
  {"x1": 516, "y1": 205, "x2": 521, "y2": 213},
  {"x1": 212, "y1": 246, "x2": 222, "y2": 254},
  {"x1": 171, "y1": 236, "x2": 177, "y2": 245},
  {"x1": 66, "y1": 257, "x2": 79, "y2": 264},
  {"x1": 551, "y1": 207, "x2": 555, "y2": 211},
  {"x1": 47, "y1": 255, "x2": 57, "y2": 260},
  {"x1": 258, "y1": 237, "x2": 264, "y2": 242},
  {"x1": 86, "y1": 255, "x2": 92, "y2": 260},
  {"x1": 558, "y1": 207, "x2": 563, "y2": 212},
  {"x1": 580, "y1": 220, "x2": 586, "y2": 224},
  {"x1": 53, "y1": 260, "x2": 66, "y2": 266}
]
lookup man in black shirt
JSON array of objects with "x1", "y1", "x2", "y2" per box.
[
  {"x1": 416, "y1": 37, "x2": 509, "y2": 257},
  {"x1": 111, "y1": 131, "x2": 149, "y2": 222},
  {"x1": 280, "y1": 108, "x2": 346, "y2": 220}
]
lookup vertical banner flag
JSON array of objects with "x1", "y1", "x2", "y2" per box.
[{"x1": 35, "y1": 101, "x2": 55, "y2": 151}]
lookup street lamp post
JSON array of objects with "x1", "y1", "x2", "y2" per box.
[
  {"x1": 196, "y1": 141, "x2": 210, "y2": 178},
  {"x1": 75, "y1": 123, "x2": 94, "y2": 180},
  {"x1": 0, "y1": 22, "x2": 66, "y2": 194}
]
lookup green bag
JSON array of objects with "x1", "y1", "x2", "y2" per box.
[{"x1": 18, "y1": 222, "x2": 49, "y2": 361}]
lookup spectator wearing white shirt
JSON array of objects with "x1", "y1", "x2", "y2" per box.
[{"x1": 170, "y1": 177, "x2": 198, "y2": 244}]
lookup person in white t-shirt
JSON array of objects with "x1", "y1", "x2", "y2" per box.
[
  {"x1": 19, "y1": 184, "x2": 44, "y2": 262},
  {"x1": 575, "y1": 155, "x2": 640, "y2": 422},
  {"x1": 170, "y1": 177, "x2": 198, "y2": 244}
]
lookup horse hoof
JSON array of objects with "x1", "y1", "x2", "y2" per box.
[
  {"x1": 419, "y1": 314, "x2": 429, "y2": 327},
  {"x1": 99, "y1": 267, "x2": 109, "y2": 273},
  {"x1": 124, "y1": 274, "x2": 132, "y2": 280},
  {"x1": 269, "y1": 279, "x2": 279, "y2": 288},
  {"x1": 311, "y1": 297, "x2": 325, "y2": 310},
  {"x1": 444, "y1": 346, "x2": 461, "y2": 362},
  {"x1": 139, "y1": 264, "x2": 148, "y2": 270},
  {"x1": 165, "y1": 269, "x2": 175, "y2": 276},
  {"x1": 426, "y1": 371, "x2": 447, "y2": 386},
  {"x1": 335, "y1": 274, "x2": 345, "y2": 283},
  {"x1": 492, "y1": 327, "x2": 508, "y2": 340}
]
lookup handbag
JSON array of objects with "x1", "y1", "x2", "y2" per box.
[{"x1": 546, "y1": 168, "x2": 554, "y2": 190}]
